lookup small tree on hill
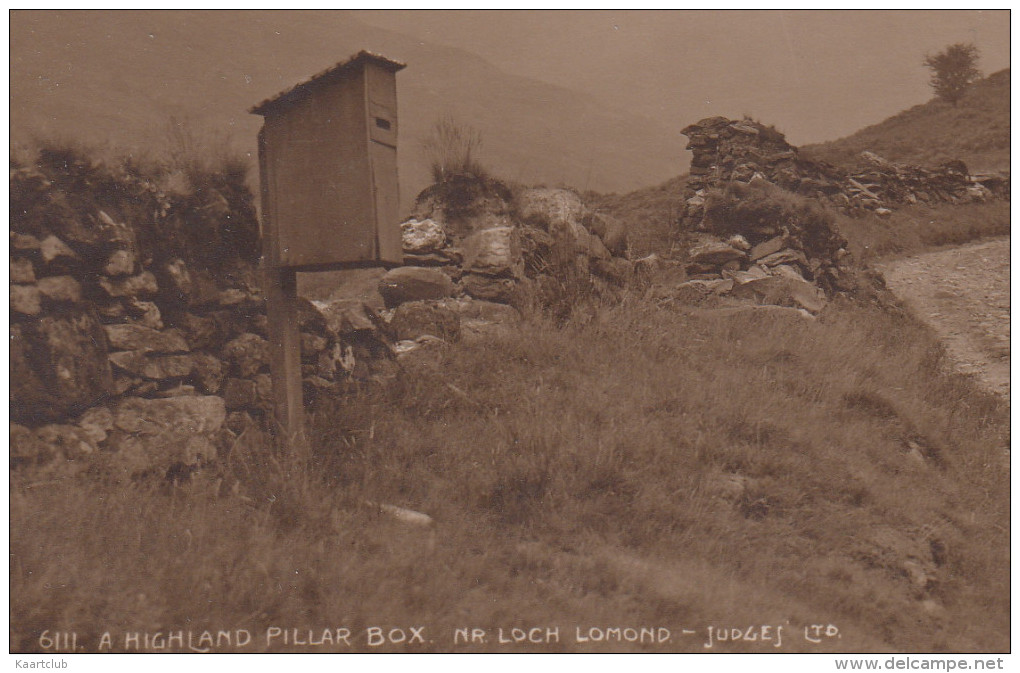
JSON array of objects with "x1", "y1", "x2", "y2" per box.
[{"x1": 923, "y1": 43, "x2": 981, "y2": 106}]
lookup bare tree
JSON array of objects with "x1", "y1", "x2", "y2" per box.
[{"x1": 923, "y1": 43, "x2": 981, "y2": 106}]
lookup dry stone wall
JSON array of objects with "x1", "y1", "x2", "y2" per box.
[{"x1": 9, "y1": 151, "x2": 392, "y2": 482}]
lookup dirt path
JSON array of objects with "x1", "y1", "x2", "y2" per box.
[{"x1": 876, "y1": 238, "x2": 1010, "y2": 401}]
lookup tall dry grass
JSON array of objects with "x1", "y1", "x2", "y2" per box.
[
  {"x1": 11, "y1": 289, "x2": 1009, "y2": 653},
  {"x1": 835, "y1": 200, "x2": 1010, "y2": 263}
]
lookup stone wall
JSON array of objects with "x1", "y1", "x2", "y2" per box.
[
  {"x1": 9, "y1": 159, "x2": 627, "y2": 483},
  {"x1": 680, "y1": 116, "x2": 1003, "y2": 229},
  {"x1": 9, "y1": 150, "x2": 387, "y2": 482},
  {"x1": 660, "y1": 117, "x2": 1006, "y2": 314}
]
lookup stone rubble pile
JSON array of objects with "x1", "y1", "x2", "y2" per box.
[
  {"x1": 680, "y1": 116, "x2": 1004, "y2": 226},
  {"x1": 374, "y1": 177, "x2": 634, "y2": 352},
  {"x1": 667, "y1": 116, "x2": 1007, "y2": 314}
]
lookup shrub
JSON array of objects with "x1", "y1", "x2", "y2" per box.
[
  {"x1": 421, "y1": 115, "x2": 487, "y2": 183},
  {"x1": 701, "y1": 179, "x2": 846, "y2": 260}
]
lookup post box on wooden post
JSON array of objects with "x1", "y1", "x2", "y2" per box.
[{"x1": 250, "y1": 51, "x2": 406, "y2": 448}]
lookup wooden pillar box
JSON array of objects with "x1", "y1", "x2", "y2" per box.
[{"x1": 250, "y1": 51, "x2": 406, "y2": 447}]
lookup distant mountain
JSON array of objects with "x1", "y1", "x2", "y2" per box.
[
  {"x1": 11, "y1": 10, "x2": 685, "y2": 213},
  {"x1": 801, "y1": 69, "x2": 1009, "y2": 173}
]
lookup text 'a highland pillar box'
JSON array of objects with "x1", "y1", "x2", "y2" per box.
[{"x1": 250, "y1": 51, "x2": 405, "y2": 447}]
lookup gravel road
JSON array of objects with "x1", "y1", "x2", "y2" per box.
[{"x1": 876, "y1": 238, "x2": 1010, "y2": 401}]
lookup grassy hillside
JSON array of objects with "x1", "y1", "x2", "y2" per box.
[
  {"x1": 801, "y1": 70, "x2": 1009, "y2": 173},
  {"x1": 584, "y1": 176, "x2": 688, "y2": 258},
  {"x1": 10, "y1": 10, "x2": 683, "y2": 212},
  {"x1": 11, "y1": 290, "x2": 1009, "y2": 653}
]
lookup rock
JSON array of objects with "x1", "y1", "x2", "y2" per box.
[
  {"x1": 378, "y1": 266, "x2": 456, "y2": 308},
  {"x1": 578, "y1": 228, "x2": 612, "y2": 261},
  {"x1": 633, "y1": 253, "x2": 662, "y2": 276},
  {"x1": 103, "y1": 324, "x2": 189, "y2": 353},
  {"x1": 77, "y1": 406, "x2": 114, "y2": 445},
  {"x1": 10, "y1": 311, "x2": 114, "y2": 424},
  {"x1": 316, "y1": 345, "x2": 341, "y2": 380},
  {"x1": 98, "y1": 271, "x2": 159, "y2": 299},
  {"x1": 770, "y1": 264, "x2": 807, "y2": 282},
  {"x1": 113, "y1": 374, "x2": 141, "y2": 396},
  {"x1": 727, "y1": 234, "x2": 751, "y2": 251},
  {"x1": 11, "y1": 423, "x2": 52, "y2": 466},
  {"x1": 248, "y1": 313, "x2": 270, "y2": 337},
  {"x1": 688, "y1": 238, "x2": 747, "y2": 266},
  {"x1": 218, "y1": 288, "x2": 259, "y2": 307},
  {"x1": 294, "y1": 299, "x2": 328, "y2": 338},
  {"x1": 96, "y1": 301, "x2": 127, "y2": 322},
  {"x1": 223, "y1": 378, "x2": 257, "y2": 410},
  {"x1": 875, "y1": 207, "x2": 893, "y2": 217},
  {"x1": 965, "y1": 184, "x2": 992, "y2": 202},
  {"x1": 697, "y1": 305, "x2": 817, "y2": 321},
  {"x1": 389, "y1": 301, "x2": 461, "y2": 341},
  {"x1": 672, "y1": 279, "x2": 734, "y2": 304},
  {"x1": 221, "y1": 333, "x2": 269, "y2": 377},
  {"x1": 37, "y1": 275, "x2": 82, "y2": 304},
  {"x1": 301, "y1": 333, "x2": 329, "y2": 359},
  {"x1": 313, "y1": 299, "x2": 379, "y2": 335},
  {"x1": 40, "y1": 235, "x2": 78, "y2": 267},
  {"x1": 401, "y1": 218, "x2": 447, "y2": 254},
  {"x1": 403, "y1": 250, "x2": 463, "y2": 267},
  {"x1": 11, "y1": 257, "x2": 36, "y2": 284},
  {"x1": 757, "y1": 248, "x2": 808, "y2": 268},
  {"x1": 11, "y1": 233, "x2": 42, "y2": 254},
  {"x1": 109, "y1": 396, "x2": 225, "y2": 476},
  {"x1": 95, "y1": 210, "x2": 136, "y2": 248},
  {"x1": 723, "y1": 265, "x2": 769, "y2": 284},
  {"x1": 462, "y1": 273, "x2": 516, "y2": 303},
  {"x1": 108, "y1": 351, "x2": 196, "y2": 380},
  {"x1": 516, "y1": 188, "x2": 586, "y2": 236},
  {"x1": 176, "y1": 312, "x2": 231, "y2": 351},
  {"x1": 462, "y1": 226, "x2": 523, "y2": 277},
  {"x1": 35, "y1": 424, "x2": 96, "y2": 461},
  {"x1": 159, "y1": 258, "x2": 194, "y2": 305},
  {"x1": 750, "y1": 235, "x2": 788, "y2": 261},
  {"x1": 303, "y1": 375, "x2": 337, "y2": 395},
  {"x1": 125, "y1": 299, "x2": 163, "y2": 330},
  {"x1": 728, "y1": 275, "x2": 827, "y2": 313},
  {"x1": 393, "y1": 335, "x2": 447, "y2": 359},
  {"x1": 190, "y1": 353, "x2": 225, "y2": 394},
  {"x1": 584, "y1": 212, "x2": 629, "y2": 257},
  {"x1": 860, "y1": 150, "x2": 893, "y2": 169},
  {"x1": 156, "y1": 384, "x2": 197, "y2": 398},
  {"x1": 103, "y1": 249, "x2": 136, "y2": 276},
  {"x1": 410, "y1": 175, "x2": 514, "y2": 236},
  {"x1": 10, "y1": 284, "x2": 42, "y2": 316}
]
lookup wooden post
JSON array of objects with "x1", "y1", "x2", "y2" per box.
[{"x1": 265, "y1": 265, "x2": 306, "y2": 450}]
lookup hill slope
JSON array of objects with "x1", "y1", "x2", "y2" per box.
[
  {"x1": 801, "y1": 69, "x2": 1009, "y2": 172},
  {"x1": 11, "y1": 10, "x2": 684, "y2": 212}
]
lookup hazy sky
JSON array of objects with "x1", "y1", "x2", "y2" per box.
[{"x1": 352, "y1": 10, "x2": 1010, "y2": 145}]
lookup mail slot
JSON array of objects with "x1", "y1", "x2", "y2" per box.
[{"x1": 251, "y1": 51, "x2": 406, "y2": 270}]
